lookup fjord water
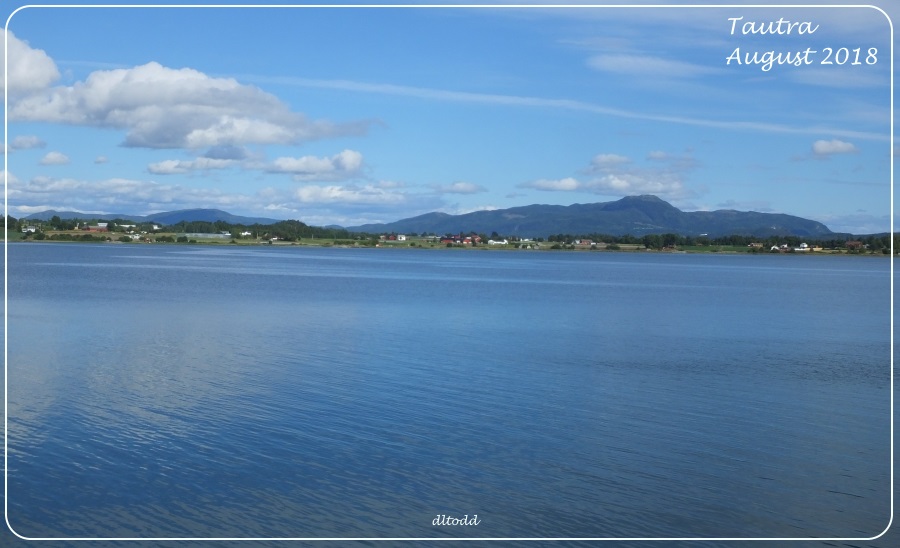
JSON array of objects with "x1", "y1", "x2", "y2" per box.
[{"x1": 5, "y1": 243, "x2": 890, "y2": 540}]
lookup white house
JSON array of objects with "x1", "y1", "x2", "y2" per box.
[{"x1": 397, "y1": 234, "x2": 407, "y2": 241}]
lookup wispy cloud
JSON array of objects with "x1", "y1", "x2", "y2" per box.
[
  {"x1": 587, "y1": 53, "x2": 719, "y2": 78},
  {"x1": 9, "y1": 135, "x2": 46, "y2": 150},
  {"x1": 431, "y1": 181, "x2": 487, "y2": 194},
  {"x1": 238, "y1": 75, "x2": 887, "y2": 142},
  {"x1": 520, "y1": 177, "x2": 580, "y2": 191}
]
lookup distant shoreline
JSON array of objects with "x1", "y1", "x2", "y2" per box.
[{"x1": 4, "y1": 234, "x2": 892, "y2": 257}]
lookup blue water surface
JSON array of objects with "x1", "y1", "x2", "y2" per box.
[{"x1": 4, "y1": 243, "x2": 892, "y2": 540}]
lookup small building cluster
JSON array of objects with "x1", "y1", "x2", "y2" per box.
[
  {"x1": 439, "y1": 233, "x2": 482, "y2": 245},
  {"x1": 767, "y1": 242, "x2": 823, "y2": 252}
]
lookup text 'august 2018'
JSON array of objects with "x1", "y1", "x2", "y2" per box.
[{"x1": 724, "y1": 16, "x2": 878, "y2": 72}]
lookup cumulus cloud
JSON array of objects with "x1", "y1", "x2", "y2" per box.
[
  {"x1": 148, "y1": 157, "x2": 236, "y2": 175},
  {"x1": 0, "y1": 30, "x2": 60, "y2": 96},
  {"x1": 586, "y1": 173, "x2": 688, "y2": 197},
  {"x1": 270, "y1": 149, "x2": 364, "y2": 182},
  {"x1": 9, "y1": 61, "x2": 371, "y2": 149},
  {"x1": 520, "y1": 150, "x2": 697, "y2": 200},
  {"x1": 812, "y1": 139, "x2": 858, "y2": 156},
  {"x1": 431, "y1": 181, "x2": 487, "y2": 194},
  {"x1": 10, "y1": 135, "x2": 46, "y2": 150},
  {"x1": 39, "y1": 151, "x2": 70, "y2": 165}
]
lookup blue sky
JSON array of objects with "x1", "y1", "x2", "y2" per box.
[{"x1": 2, "y1": 1, "x2": 893, "y2": 233}]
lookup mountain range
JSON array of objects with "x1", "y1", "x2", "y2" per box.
[
  {"x1": 347, "y1": 195, "x2": 835, "y2": 238},
  {"x1": 23, "y1": 196, "x2": 838, "y2": 238}
]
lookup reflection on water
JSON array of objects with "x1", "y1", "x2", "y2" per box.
[{"x1": 6, "y1": 243, "x2": 891, "y2": 539}]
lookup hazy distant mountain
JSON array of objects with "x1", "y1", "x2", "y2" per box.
[
  {"x1": 24, "y1": 208, "x2": 280, "y2": 226},
  {"x1": 347, "y1": 195, "x2": 834, "y2": 238}
]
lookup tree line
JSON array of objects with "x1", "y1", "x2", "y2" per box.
[{"x1": 544, "y1": 232, "x2": 893, "y2": 252}]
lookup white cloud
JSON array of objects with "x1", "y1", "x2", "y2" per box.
[
  {"x1": 585, "y1": 173, "x2": 688, "y2": 197},
  {"x1": 9, "y1": 174, "x2": 252, "y2": 214},
  {"x1": 0, "y1": 30, "x2": 60, "y2": 96},
  {"x1": 94, "y1": 156, "x2": 109, "y2": 164},
  {"x1": 812, "y1": 139, "x2": 858, "y2": 156},
  {"x1": 148, "y1": 157, "x2": 236, "y2": 175},
  {"x1": 431, "y1": 181, "x2": 487, "y2": 194},
  {"x1": 10, "y1": 135, "x2": 46, "y2": 150},
  {"x1": 270, "y1": 150, "x2": 364, "y2": 182},
  {"x1": 293, "y1": 183, "x2": 406, "y2": 204},
  {"x1": 39, "y1": 151, "x2": 70, "y2": 165},
  {"x1": 9, "y1": 61, "x2": 371, "y2": 149},
  {"x1": 520, "y1": 177, "x2": 581, "y2": 191},
  {"x1": 521, "y1": 150, "x2": 697, "y2": 200}
]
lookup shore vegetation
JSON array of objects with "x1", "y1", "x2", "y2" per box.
[{"x1": 3, "y1": 214, "x2": 893, "y2": 255}]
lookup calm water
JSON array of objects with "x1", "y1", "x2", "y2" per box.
[{"x1": 4, "y1": 243, "x2": 892, "y2": 541}]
